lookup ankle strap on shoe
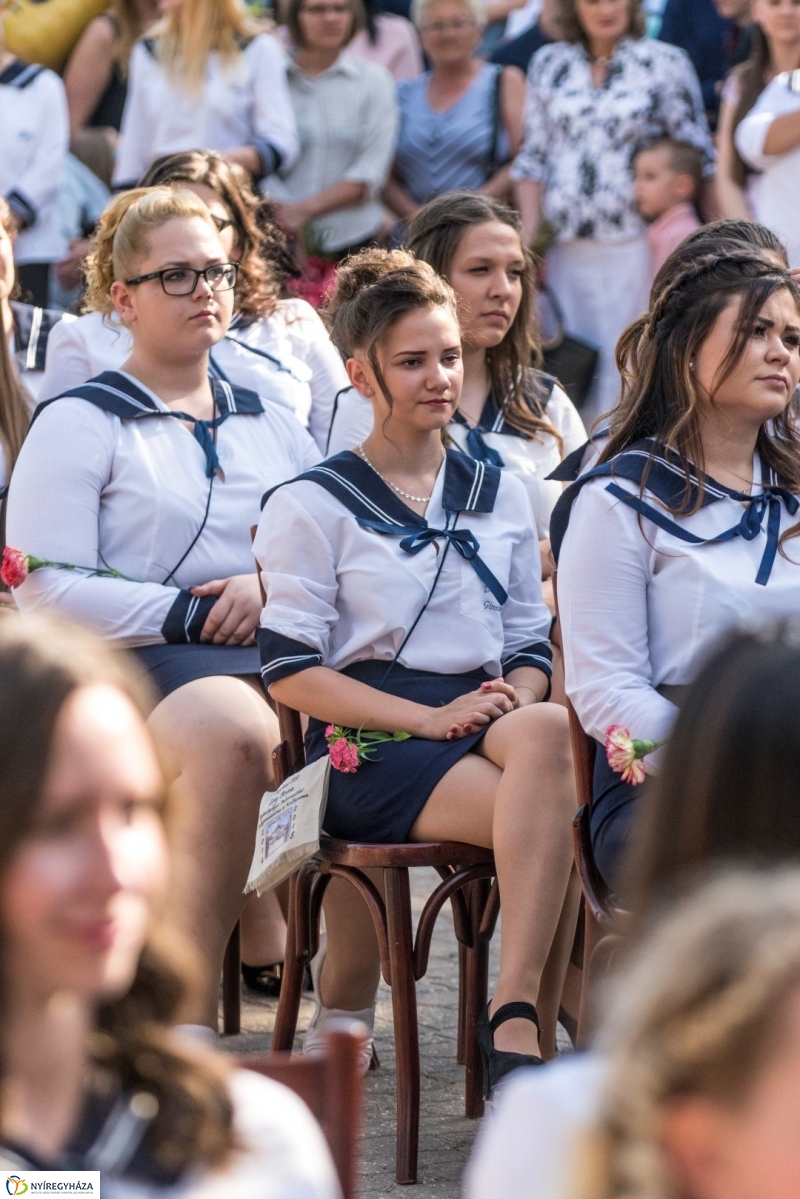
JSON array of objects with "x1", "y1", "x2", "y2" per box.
[{"x1": 489, "y1": 1001, "x2": 540, "y2": 1035}]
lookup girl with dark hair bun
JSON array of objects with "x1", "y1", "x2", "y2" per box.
[
  {"x1": 327, "y1": 192, "x2": 586, "y2": 580},
  {"x1": 38, "y1": 151, "x2": 349, "y2": 451},
  {"x1": 0, "y1": 613, "x2": 338, "y2": 1197},
  {"x1": 255, "y1": 247, "x2": 578, "y2": 1094},
  {"x1": 553, "y1": 245, "x2": 800, "y2": 892}
]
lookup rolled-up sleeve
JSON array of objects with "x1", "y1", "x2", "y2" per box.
[
  {"x1": 341, "y1": 65, "x2": 398, "y2": 197},
  {"x1": 734, "y1": 75, "x2": 800, "y2": 171},
  {"x1": 248, "y1": 34, "x2": 300, "y2": 175}
]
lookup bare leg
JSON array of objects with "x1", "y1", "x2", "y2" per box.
[
  {"x1": 148, "y1": 675, "x2": 278, "y2": 1026},
  {"x1": 411, "y1": 704, "x2": 576, "y2": 1056},
  {"x1": 536, "y1": 869, "x2": 581, "y2": 1057},
  {"x1": 317, "y1": 870, "x2": 383, "y2": 1010},
  {"x1": 240, "y1": 891, "x2": 288, "y2": 967}
]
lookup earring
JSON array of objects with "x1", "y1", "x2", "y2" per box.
[{"x1": 689, "y1": 361, "x2": 695, "y2": 371}]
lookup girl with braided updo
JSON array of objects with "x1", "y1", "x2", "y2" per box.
[
  {"x1": 254, "y1": 247, "x2": 578, "y2": 1090},
  {"x1": 552, "y1": 243, "x2": 800, "y2": 891}
]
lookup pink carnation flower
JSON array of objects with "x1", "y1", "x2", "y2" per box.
[
  {"x1": 328, "y1": 737, "x2": 360, "y2": 773},
  {"x1": 605, "y1": 725, "x2": 646, "y2": 786},
  {"x1": 325, "y1": 725, "x2": 335, "y2": 738},
  {"x1": 1, "y1": 548, "x2": 29, "y2": 589}
]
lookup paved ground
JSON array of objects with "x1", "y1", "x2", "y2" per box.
[{"x1": 222, "y1": 867, "x2": 570, "y2": 1198}]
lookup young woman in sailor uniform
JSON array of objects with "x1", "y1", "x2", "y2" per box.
[
  {"x1": 112, "y1": 0, "x2": 298, "y2": 190},
  {"x1": 6, "y1": 188, "x2": 320, "y2": 1026},
  {"x1": 553, "y1": 248, "x2": 800, "y2": 893},
  {"x1": 326, "y1": 193, "x2": 586, "y2": 577},
  {"x1": 254, "y1": 250, "x2": 578, "y2": 1092},
  {"x1": 0, "y1": 47, "x2": 69, "y2": 307},
  {"x1": 39, "y1": 151, "x2": 348, "y2": 450}
]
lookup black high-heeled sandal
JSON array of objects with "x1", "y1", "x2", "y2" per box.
[{"x1": 476, "y1": 1000, "x2": 544, "y2": 1099}]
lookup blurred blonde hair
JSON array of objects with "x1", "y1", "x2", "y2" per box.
[
  {"x1": 83, "y1": 187, "x2": 218, "y2": 317},
  {"x1": 152, "y1": 0, "x2": 266, "y2": 87},
  {"x1": 574, "y1": 869, "x2": 800, "y2": 1199}
]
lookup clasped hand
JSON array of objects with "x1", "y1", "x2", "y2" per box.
[
  {"x1": 420, "y1": 679, "x2": 518, "y2": 741},
  {"x1": 191, "y1": 574, "x2": 263, "y2": 645}
]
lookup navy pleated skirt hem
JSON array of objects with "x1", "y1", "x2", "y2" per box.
[
  {"x1": 132, "y1": 644, "x2": 261, "y2": 699},
  {"x1": 305, "y1": 660, "x2": 492, "y2": 844},
  {"x1": 590, "y1": 745, "x2": 638, "y2": 894}
]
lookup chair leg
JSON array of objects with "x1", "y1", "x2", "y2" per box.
[
  {"x1": 463, "y1": 879, "x2": 490, "y2": 1118},
  {"x1": 272, "y1": 867, "x2": 314, "y2": 1052},
  {"x1": 222, "y1": 920, "x2": 241, "y2": 1036},
  {"x1": 384, "y1": 866, "x2": 420, "y2": 1185},
  {"x1": 456, "y1": 942, "x2": 467, "y2": 1065}
]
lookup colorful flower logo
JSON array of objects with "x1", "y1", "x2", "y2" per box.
[{"x1": 6, "y1": 1177, "x2": 28, "y2": 1196}]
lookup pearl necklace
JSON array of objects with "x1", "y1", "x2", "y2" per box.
[{"x1": 357, "y1": 442, "x2": 441, "y2": 504}]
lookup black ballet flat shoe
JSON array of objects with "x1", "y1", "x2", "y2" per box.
[
  {"x1": 476, "y1": 1000, "x2": 544, "y2": 1099},
  {"x1": 241, "y1": 962, "x2": 313, "y2": 997}
]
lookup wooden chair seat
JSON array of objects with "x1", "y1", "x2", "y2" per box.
[{"x1": 317, "y1": 836, "x2": 495, "y2": 870}]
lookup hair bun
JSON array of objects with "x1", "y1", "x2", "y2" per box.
[{"x1": 328, "y1": 248, "x2": 415, "y2": 304}]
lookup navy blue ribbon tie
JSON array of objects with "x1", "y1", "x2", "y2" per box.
[
  {"x1": 606, "y1": 482, "x2": 799, "y2": 586},
  {"x1": 356, "y1": 517, "x2": 508, "y2": 606},
  {"x1": 168, "y1": 410, "x2": 229, "y2": 477},
  {"x1": 465, "y1": 425, "x2": 505, "y2": 468}
]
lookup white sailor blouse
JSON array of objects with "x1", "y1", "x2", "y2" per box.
[
  {"x1": 6, "y1": 372, "x2": 320, "y2": 645},
  {"x1": 38, "y1": 303, "x2": 348, "y2": 451},
  {"x1": 324, "y1": 376, "x2": 587, "y2": 539},
  {"x1": 0, "y1": 59, "x2": 69, "y2": 264},
  {"x1": 113, "y1": 34, "x2": 299, "y2": 189},
  {"x1": 254, "y1": 449, "x2": 553, "y2": 686},
  {"x1": 553, "y1": 439, "x2": 800, "y2": 755}
]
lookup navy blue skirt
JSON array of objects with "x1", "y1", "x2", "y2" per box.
[
  {"x1": 306, "y1": 660, "x2": 492, "y2": 844},
  {"x1": 133, "y1": 644, "x2": 261, "y2": 699},
  {"x1": 590, "y1": 745, "x2": 638, "y2": 894}
]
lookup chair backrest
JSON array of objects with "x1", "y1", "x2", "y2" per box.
[
  {"x1": 239, "y1": 1022, "x2": 366, "y2": 1199},
  {"x1": 551, "y1": 572, "x2": 597, "y2": 807}
]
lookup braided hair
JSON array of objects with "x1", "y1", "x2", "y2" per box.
[
  {"x1": 602, "y1": 241, "x2": 800, "y2": 546},
  {"x1": 572, "y1": 868, "x2": 800, "y2": 1199}
]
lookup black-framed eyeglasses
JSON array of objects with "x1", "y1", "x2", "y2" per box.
[{"x1": 125, "y1": 262, "x2": 239, "y2": 295}]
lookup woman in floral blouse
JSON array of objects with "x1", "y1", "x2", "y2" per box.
[{"x1": 512, "y1": 0, "x2": 713, "y2": 423}]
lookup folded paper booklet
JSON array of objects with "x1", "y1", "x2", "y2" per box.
[{"x1": 244, "y1": 756, "x2": 331, "y2": 895}]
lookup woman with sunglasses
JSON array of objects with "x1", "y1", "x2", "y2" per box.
[
  {"x1": 6, "y1": 187, "x2": 320, "y2": 1031},
  {"x1": 38, "y1": 152, "x2": 349, "y2": 450}
]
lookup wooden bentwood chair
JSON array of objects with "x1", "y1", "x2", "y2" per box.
[
  {"x1": 241, "y1": 1021, "x2": 366, "y2": 1199},
  {"x1": 269, "y1": 701, "x2": 498, "y2": 1186}
]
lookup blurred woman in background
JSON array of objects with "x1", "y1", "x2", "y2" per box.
[
  {"x1": 385, "y1": 0, "x2": 524, "y2": 223},
  {"x1": 0, "y1": 613, "x2": 339, "y2": 1197},
  {"x1": 268, "y1": 0, "x2": 397, "y2": 260},
  {"x1": 113, "y1": 0, "x2": 298, "y2": 191}
]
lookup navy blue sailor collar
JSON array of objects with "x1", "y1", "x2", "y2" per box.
[
  {"x1": 0, "y1": 59, "x2": 44, "y2": 88},
  {"x1": 33, "y1": 369, "x2": 264, "y2": 477},
  {"x1": 11, "y1": 301, "x2": 62, "y2": 372},
  {"x1": 549, "y1": 437, "x2": 799, "y2": 586},
  {"x1": 262, "y1": 446, "x2": 508, "y2": 603},
  {"x1": 451, "y1": 373, "x2": 558, "y2": 468}
]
